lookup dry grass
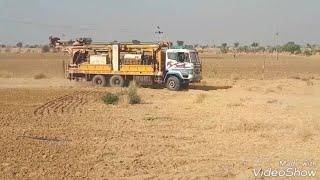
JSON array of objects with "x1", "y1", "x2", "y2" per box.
[
  {"x1": 0, "y1": 51, "x2": 67, "y2": 59},
  {"x1": 33, "y1": 73, "x2": 47, "y2": 79},
  {"x1": 298, "y1": 127, "x2": 314, "y2": 141},
  {"x1": 200, "y1": 53, "x2": 320, "y2": 80},
  {"x1": 290, "y1": 75, "x2": 315, "y2": 86},
  {"x1": 118, "y1": 94, "x2": 130, "y2": 107},
  {"x1": 268, "y1": 85, "x2": 282, "y2": 93},
  {"x1": 216, "y1": 119, "x2": 271, "y2": 133},
  {"x1": 143, "y1": 116, "x2": 172, "y2": 122},
  {"x1": 0, "y1": 71, "x2": 12, "y2": 78},
  {"x1": 291, "y1": 75, "x2": 302, "y2": 80},
  {"x1": 266, "y1": 99, "x2": 278, "y2": 104},
  {"x1": 227, "y1": 102, "x2": 244, "y2": 107},
  {"x1": 231, "y1": 74, "x2": 241, "y2": 81},
  {"x1": 306, "y1": 80, "x2": 314, "y2": 86},
  {"x1": 128, "y1": 81, "x2": 141, "y2": 105},
  {"x1": 194, "y1": 93, "x2": 207, "y2": 103}
]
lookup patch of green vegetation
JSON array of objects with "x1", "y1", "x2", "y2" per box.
[{"x1": 102, "y1": 93, "x2": 119, "y2": 105}]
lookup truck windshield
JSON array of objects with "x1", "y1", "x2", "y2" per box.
[
  {"x1": 178, "y1": 52, "x2": 189, "y2": 62},
  {"x1": 168, "y1": 52, "x2": 198, "y2": 63},
  {"x1": 190, "y1": 52, "x2": 199, "y2": 63},
  {"x1": 168, "y1": 52, "x2": 190, "y2": 63}
]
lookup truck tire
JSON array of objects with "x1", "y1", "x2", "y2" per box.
[
  {"x1": 181, "y1": 82, "x2": 190, "y2": 90},
  {"x1": 166, "y1": 76, "x2": 181, "y2": 91},
  {"x1": 109, "y1": 75, "x2": 125, "y2": 87},
  {"x1": 92, "y1": 75, "x2": 107, "y2": 87}
]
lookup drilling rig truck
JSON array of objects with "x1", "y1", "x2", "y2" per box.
[{"x1": 51, "y1": 38, "x2": 202, "y2": 91}]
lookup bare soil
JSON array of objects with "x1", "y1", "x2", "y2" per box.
[{"x1": 0, "y1": 53, "x2": 319, "y2": 179}]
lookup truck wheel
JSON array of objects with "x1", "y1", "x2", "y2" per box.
[
  {"x1": 166, "y1": 76, "x2": 181, "y2": 91},
  {"x1": 109, "y1": 75, "x2": 125, "y2": 87},
  {"x1": 92, "y1": 75, "x2": 107, "y2": 87},
  {"x1": 181, "y1": 82, "x2": 190, "y2": 90}
]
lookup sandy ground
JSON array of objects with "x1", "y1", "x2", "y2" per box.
[{"x1": 0, "y1": 53, "x2": 320, "y2": 179}]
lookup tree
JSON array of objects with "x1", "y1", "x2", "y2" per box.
[
  {"x1": 251, "y1": 42, "x2": 259, "y2": 48},
  {"x1": 233, "y1": 42, "x2": 240, "y2": 58},
  {"x1": 16, "y1": 42, "x2": 23, "y2": 48},
  {"x1": 222, "y1": 43, "x2": 227, "y2": 48},
  {"x1": 306, "y1": 43, "x2": 312, "y2": 49},
  {"x1": 238, "y1": 46, "x2": 249, "y2": 53},
  {"x1": 77, "y1": 37, "x2": 92, "y2": 45},
  {"x1": 220, "y1": 43, "x2": 228, "y2": 53},
  {"x1": 281, "y1": 42, "x2": 301, "y2": 54},
  {"x1": 177, "y1": 40, "x2": 184, "y2": 46},
  {"x1": 132, "y1": 40, "x2": 141, "y2": 44},
  {"x1": 251, "y1": 42, "x2": 259, "y2": 53},
  {"x1": 234, "y1": 42, "x2": 240, "y2": 48}
]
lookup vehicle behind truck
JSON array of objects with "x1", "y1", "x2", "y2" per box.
[{"x1": 52, "y1": 38, "x2": 202, "y2": 91}]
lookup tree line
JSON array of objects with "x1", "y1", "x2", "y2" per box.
[
  {"x1": 1, "y1": 40, "x2": 320, "y2": 56},
  {"x1": 0, "y1": 42, "x2": 51, "y2": 53},
  {"x1": 216, "y1": 42, "x2": 319, "y2": 56}
]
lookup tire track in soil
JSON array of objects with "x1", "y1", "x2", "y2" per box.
[{"x1": 34, "y1": 90, "x2": 102, "y2": 117}]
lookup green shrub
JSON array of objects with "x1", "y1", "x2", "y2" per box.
[
  {"x1": 281, "y1": 42, "x2": 301, "y2": 54},
  {"x1": 102, "y1": 93, "x2": 119, "y2": 105},
  {"x1": 129, "y1": 93, "x2": 141, "y2": 105},
  {"x1": 304, "y1": 50, "x2": 312, "y2": 56}
]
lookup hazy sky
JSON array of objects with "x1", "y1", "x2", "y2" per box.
[{"x1": 0, "y1": 0, "x2": 319, "y2": 45}]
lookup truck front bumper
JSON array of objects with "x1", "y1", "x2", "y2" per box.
[{"x1": 184, "y1": 74, "x2": 202, "y2": 83}]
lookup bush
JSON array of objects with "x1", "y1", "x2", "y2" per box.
[
  {"x1": 128, "y1": 81, "x2": 141, "y2": 104},
  {"x1": 129, "y1": 93, "x2": 141, "y2": 105},
  {"x1": 304, "y1": 50, "x2": 312, "y2": 56},
  {"x1": 295, "y1": 49, "x2": 302, "y2": 54},
  {"x1": 281, "y1": 42, "x2": 301, "y2": 54},
  {"x1": 220, "y1": 43, "x2": 228, "y2": 53},
  {"x1": 41, "y1": 45, "x2": 50, "y2": 53},
  {"x1": 102, "y1": 93, "x2": 119, "y2": 105},
  {"x1": 238, "y1": 46, "x2": 249, "y2": 53},
  {"x1": 29, "y1": 45, "x2": 39, "y2": 48},
  {"x1": 101, "y1": 82, "x2": 141, "y2": 105},
  {"x1": 16, "y1": 42, "x2": 23, "y2": 48}
]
